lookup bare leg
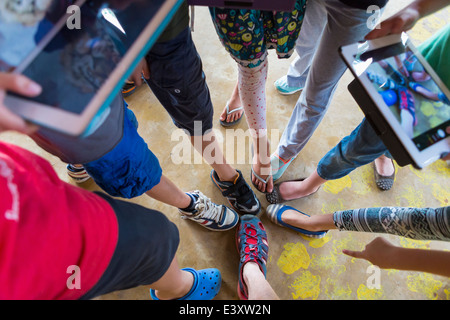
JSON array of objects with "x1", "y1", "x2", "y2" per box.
[
  {"x1": 277, "y1": 169, "x2": 325, "y2": 200},
  {"x1": 281, "y1": 210, "x2": 336, "y2": 232},
  {"x1": 190, "y1": 131, "x2": 238, "y2": 182},
  {"x1": 242, "y1": 262, "x2": 279, "y2": 300},
  {"x1": 145, "y1": 175, "x2": 191, "y2": 208},
  {"x1": 149, "y1": 257, "x2": 194, "y2": 300}
]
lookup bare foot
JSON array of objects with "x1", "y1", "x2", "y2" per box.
[
  {"x1": 220, "y1": 82, "x2": 244, "y2": 124},
  {"x1": 277, "y1": 179, "x2": 320, "y2": 201},
  {"x1": 374, "y1": 155, "x2": 395, "y2": 176}
]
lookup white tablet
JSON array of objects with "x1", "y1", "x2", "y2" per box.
[
  {"x1": 340, "y1": 33, "x2": 450, "y2": 169},
  {"x1": 0, "y1": 0, "x2": 182, "y2": 136}
]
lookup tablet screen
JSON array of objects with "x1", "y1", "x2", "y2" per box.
[
  {"x1": 355, "y1": 41, "x2": 450, "y2": 151},
  {"x1": 0, "y1": 0, "x2": 164, "y2": 114}
]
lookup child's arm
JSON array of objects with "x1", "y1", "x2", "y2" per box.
[
  {"x1": 365, "y1": 0, "x2": 449, "y2": 40},
  {"x1": 343, "y1": 237, "x2": 450, "y2": 277}
]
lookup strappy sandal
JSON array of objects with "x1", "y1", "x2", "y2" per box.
[
  {"x1": 397, "y1": 87, "x2": 417, "y2": 126},
  {"x1": 266, "y1": 204, "x2": 328, "y2": 238},
  {"x1": 150, "y1": 267, "x2": 221, "y2": 300},
  {"x1": 219, "y1": 102, "x2": 244, "y2": 127},
  {"x1": 236, "y1": 215, "x2": 269, "y2": 300}
]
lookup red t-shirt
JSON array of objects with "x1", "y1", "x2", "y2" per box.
[{"x1": 0, "y1": 141, "x2": 118, "y2": 299}]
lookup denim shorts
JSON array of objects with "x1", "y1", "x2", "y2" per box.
[
  {"x1": 145, "y1": 27, "x2": 214, "y2": 136},
  {"x1": 83, "y1": 107, "x2": 162, "y2": 199}
]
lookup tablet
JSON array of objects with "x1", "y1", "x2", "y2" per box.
[
  {"x1": 187, "y1": 0, "x2": 296, "y2": 11},
  {"x1": 340, "y1": 33, "x2": 450, "y2": 169},
  {"x1": 0, "y1": 0, "x2": 183, "y2": 136}
]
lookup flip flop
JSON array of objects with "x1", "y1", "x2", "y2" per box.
[
  {"x1": 251, "y1": 165, "x2": 272, "y2": 194},
  {"x1": 236, "y1": 215, "x2": 269, "y2": 300},
  {"x1": 250, "y1": 144, "x2": 272, "y2": 194},
  {"x1": 219, "y1": 102, "x2": 244, "y2": 127},
  {"x1": 266, "y1": 204, "x2": 328, "y2": 238},
  {"x1": 150, "y1": 267, "x2": 221, "y2": 300},
  {"x1": 271, "y1": 153, "x2": 295, "y2": 182}
]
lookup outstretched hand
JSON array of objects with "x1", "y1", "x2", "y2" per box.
[{"x1": 342, "y1": 237, "x2": 398, "y2": 269}]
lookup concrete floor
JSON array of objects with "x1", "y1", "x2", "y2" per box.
[{"x1": 1, "y1": 1, "x2": 449, "y2": 300}]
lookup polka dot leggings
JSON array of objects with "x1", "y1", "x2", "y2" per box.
[{"x1": 237, "y1": 60, "x2": 268, "y2": 135}]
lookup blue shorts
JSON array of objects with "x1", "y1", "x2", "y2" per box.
[
  {"x1": 83, "y1": 107, "x2": 162, "y2": 199},
  {"x1": 145, "y1": 27, "x2": 214, "y2": 136}
]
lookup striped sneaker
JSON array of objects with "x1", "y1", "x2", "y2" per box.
[
  {"x1": 66, "y1": 164, "x2": 91, "y2": 183},
  {"x1": 179, "y1": 191, "x2": 239, "y2": 231}
]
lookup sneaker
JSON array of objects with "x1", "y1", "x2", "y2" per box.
[
  {"x1": 274, "y1": 76, "x2": 303, "y2": 95},
  {"x1": 179, "y1": 190, "x2": 239, "y2": 231},
  {"x1": 66, "y1": 164, "x2": 90, "y2": 183},
  {"x1": 210, "y1": 170, "x2": 261, "y2": 217}
]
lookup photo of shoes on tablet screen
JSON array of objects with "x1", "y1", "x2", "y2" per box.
[{"x1": 340, "y1": 33, "x2": 450, "y2": 169}]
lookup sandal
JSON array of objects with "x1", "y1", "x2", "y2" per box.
[
  {"x1": 266, "y1": 179, "x2": 320, "y2": 204},
  {"x1": 150, "y1": 267, "x2": 221, "y2": 300},
  {"x1": 397, "y1": 87, "x2": 417, "y2": 126},
  {"x1": 236, "y1": 215, "x2": 269, "y2": 300},
  {"x1": 266, "y1": 204, "x2": 328, "y2": 238},
  {"x1": 271, "y1": 153, "x2": 296, "y2": 182},
  {"x1": 220, "y1": 102, "x2": 244, "y2": 127},
  {"x1": 250, "y1": 165, "x2": 272, "y2": 194}
]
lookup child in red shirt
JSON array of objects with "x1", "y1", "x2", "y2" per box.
[{"x1": 0, "y1": 141, "x2": 221, "y2": 300}]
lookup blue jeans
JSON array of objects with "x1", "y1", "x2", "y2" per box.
[{"x1": 317, "y1": 118, "x2": 391, "y2": 180}]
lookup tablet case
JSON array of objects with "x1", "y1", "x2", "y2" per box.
[
  {"x1": 347, "y1": 78, "x2": 418, "y2": 168},
  {"x1": 186, "y1": 0, "x2": 296, "y2": 11}
]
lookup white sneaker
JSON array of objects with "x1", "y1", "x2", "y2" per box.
[{"x1": 179, "y1": 191, "x2": 239, "y2": 231}]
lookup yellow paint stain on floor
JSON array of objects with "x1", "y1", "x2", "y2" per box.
[
  {"x1": 321, "y1": 198, "x2": 344, "y2": 214},
  {"x1": 349, "y1": 165, "x2": 375, "y2": 195},
  {"x1": 356, "y1": 284, "x2": 384, "y2": 300},
  {"x1": 289, "y1": 271, "x2": 321, "y2": 300},
  {"x1": 277, "y1": 242, "x2": 310, "y2": 275},
  {"x1": 323, "y1": 176, "x2": 352, "y2": 194},
  {"x1": 301, "y1": 232, "x2": 332, "y2": 248},
  {"x1": 399, "y1": 237, "x2": 430, "y2": 249},
  {"x1": 407, "y1": 273, "x2": 442, "y2": 300},
  {"x1": 431, "y1": 183, "x2": 449, "y2": 206},
  {"x1": 324, "y1": 278, "x2": 352, "y2": 300},
  {"x1": 444, "y1": 289, "x2": 450, "y2": 300},
  {"x1": 396, "y1": 186, "x2": 425, "y2": 207}
]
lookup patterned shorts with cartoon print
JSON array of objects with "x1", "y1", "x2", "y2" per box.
[{"x1": 209, "y1": 0, "x2": 307, "y2": 68}]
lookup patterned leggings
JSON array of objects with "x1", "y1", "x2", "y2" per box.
[{"x1": 333, "y1": 206, "x2": 450, "y2": 241}]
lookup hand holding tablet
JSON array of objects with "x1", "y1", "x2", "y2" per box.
[
  {"x1": 340, "y1": 33, "x2": 450, "y2": 168},
  {"x1": 0, "y1": 0, "x2": 182, "y2": 136}
]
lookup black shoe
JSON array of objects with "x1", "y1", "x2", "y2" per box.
[{"x1": 210, "y1": 169, "x2": 261, "y2": 217}]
